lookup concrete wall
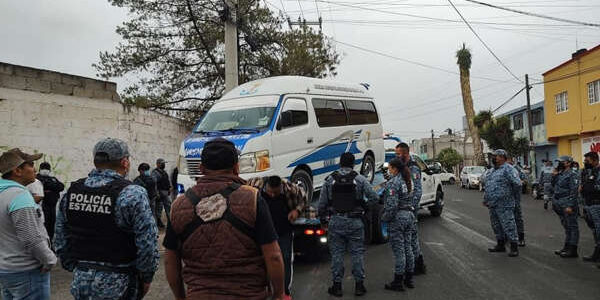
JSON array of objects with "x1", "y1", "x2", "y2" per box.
[{"x1": 0, "y1": 62, "x2": 190, "y2": 184}]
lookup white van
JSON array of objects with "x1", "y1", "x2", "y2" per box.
[{"x1": 176, "y1": 76, "x2": 385, "y2": 202}]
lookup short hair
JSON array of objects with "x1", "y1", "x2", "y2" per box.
[
  {"x1": 266, "y1": 176, "x2": 282, "y2": 188},
  {"x1": 1, "y1": 171, "x2": 12, "y2": 179},
  {"x1": 396, "y1": 142, "x2": 409, "y2": 150},
  {"x1": 584, "y1": 151, "x2": 599, "y2": 161},
  {"x1": 340, "y1": 152, "x2": 355, "y2": 168},
  {"x1": 39, "y1": 162, "x2": 51, "y2": 171}
]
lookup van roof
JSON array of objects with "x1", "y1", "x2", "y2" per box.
[{"x1": 220, "y1": 76, "x2": 374, "y2": 100}]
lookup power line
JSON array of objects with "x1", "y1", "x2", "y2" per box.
[
  {"x1": 279, "y1": 0, "x2": 288, "y2": 16},
  {"x1": 297, "y1": 0, "x2": 305, "y2": 19},
  {"x1": 464, "y1": 0, "x2": 600, "y2": 28},
  {"x1": 492, "y1": 87, "x2": 526, "y2": 113},
  {"x1": 447, "y1": 0, "x2": 524, "y2": 83},
  {"x1": 314, "y1": 0, "x2": 321, "y2": 16},
  {"x1": 331, "y1": 39, "x2": 512, "y2": 82},
  {"x1": 531, "y1": 65, "x2": 600, "y2": 86}
]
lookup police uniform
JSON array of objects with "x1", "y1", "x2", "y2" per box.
[
  {"x1": 382, "y1": 173, "x2": 415, "y2": 291},
  {"x1": 484, "y1": 151, "x2": 522, "y2": 256},
  {"x1": 55, "y1": 138, "x2": 159, "y2": 300},
  {"x1": 551, "y1": 157, "x2": 580, "y2": 258},
  {"x1": 509, "y1": 164, "x2": 527, "y2": 245},
  {"x1": 318, "y1": 167, "x2": 379, "y2": 296},
  {"x1": 581, "y1": 165, "x2": 600, "y2": 262},
  {"x1": 540, "y1": 164, "x2": 554, "y2": 209},
  {"x1": 407, "y1": 158, "x2": 426, "y2": 274}
]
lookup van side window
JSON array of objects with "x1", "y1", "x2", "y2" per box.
[
  {"x1": 280, "y1": 98, "x2": 308, "y2": 128},
  {"x1": 347, "y1": 101, "x2": 379, "y2": 125},
  {"x1": 312, "y1": 99, "x2": 348, "y2": 127}
]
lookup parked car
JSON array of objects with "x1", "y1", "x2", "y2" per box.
[
  {"x1": 460, "y1": 166, "x2": 486, "y2": 190},
  {"x1": 429, "y1": 163, "x2": 457, "y2": 185}
]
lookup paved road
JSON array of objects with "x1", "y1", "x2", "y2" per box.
[{"x1": 43, "y1": 185, "x2": 599, "y2": 300}]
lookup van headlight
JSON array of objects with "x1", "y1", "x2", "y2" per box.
[{"x1": 239, "y1": 150, "x2": 270, "y2": 173}]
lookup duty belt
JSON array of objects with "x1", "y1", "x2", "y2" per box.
[
  {"x1": 397, "y1": 205, "x2": 414, "y2": 211},
  {"x1": 334, "y1": 211, "x2": 364, "y2": 218},
  {"x1": 76, "y1": 262, "x2": 136, "y2": 274},
  {"x1": 584, "y1": 198, "x2": 600, "y2": 206}
]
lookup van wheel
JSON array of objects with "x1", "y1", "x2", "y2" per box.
[
  {"x1": 449, "y1": 177, "x2": 456, "y2": 185},
  {"x1": 361, "y1": 155, "x2": 375, "y2": 183},
  {"x1": 292, "y1": 169, "x2": 314, "y2": 203}
]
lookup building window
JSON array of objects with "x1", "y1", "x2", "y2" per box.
[
  {"x1": 589, "y1": 80, "x2": 600, "y2": 105},
  {"x1": 531, "y1": 109, "x2": 544, "y2": 126},
  {"x1": 513, "y1": 113, "x2": 524, "y2": 130},
  {"x1": 555, "y1": 92, "x2": 568, "y2": 113},
  {"x1": 420, "y1": 144, "x2": 428, "y2": 154}
]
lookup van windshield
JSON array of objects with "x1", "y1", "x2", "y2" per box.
[{"x1": 194, "y1": 96, "x2": 279, "y2": 133}]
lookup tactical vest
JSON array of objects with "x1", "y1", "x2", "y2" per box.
[
  {"x1": 170, "y1": 178, "x2": 268, "y2": 300},
  {"x1": 582, "y1": 167, "x2": 600, "y2": 206},
  {"x1": 65, "y1": 178, "x2": 137, "y2": 264},
  {"x1": 155, "y1": 169, "x2": 171, "y2": 191},
  {"x1": 331, "y1": 171, "x2": 362, "y2": 213}
]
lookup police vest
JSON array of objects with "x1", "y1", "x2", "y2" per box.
[
  {"x1": 331, "y1": 171, "x2": 363, "y2": 213},
  {"x1": 155, "y1": 169, "x2": 171, "y2": 191},
  {"x1": 65, "y1": 178, "x2": 137, "y2": 264},
  {"x1": 582, "y1": 167, "x2": 600, "y2": 205}
]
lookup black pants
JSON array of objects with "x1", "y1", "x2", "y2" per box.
[
  {"x1": 42, "y1": 204, "x2": 56, "y2": 241},
  {"x1": 278, "y1": 231, "x2": 293, "y2": 295}
]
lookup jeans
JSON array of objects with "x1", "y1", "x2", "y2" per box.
[
  {"x1": 155, "y1": 190, "x2": 172, "y2": 225},
  {"x1": 278, "y1": 231, "x2": 294, "y2": 295},
  {"x1": 0, "y1": 268, "x2": 50, "y2": 300}
]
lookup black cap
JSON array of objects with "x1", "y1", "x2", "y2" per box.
[{"x1": 201, "y1": 138, "x2": 240, "y2": 170}]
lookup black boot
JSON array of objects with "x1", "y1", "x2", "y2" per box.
[
  {"x1": 403, "y1": 273, "x2": 415, "y2": 289},
  {"x1": 544, "y1": 202, "x2": 548, "y2": 210},
  {"x1": 327, "y1": 282, "x2": 343, "y2": 297},
  {"x1": 518, "y1": 233, "x2": 526, "y2": 247},
  {"x1": 555, "y1": 243, "x2": 568, "y2": 255},
  {"x1": 354, "y1": 281, "x2": 367, "y2": 296},
  {"x1": 560, "y1": 245, "x2": 579, "y2": 258},
  {"x1": 508, "y1": 242, "x2": 519, "y2": 257},
  {"x1": 414, "y1": 255, "x2": 427, "y2": 275},
  {"x1": 384, "y1": 274, "x2": 405, "y2": 292},
  {"x1": 488, "y1": 240, "x2": 506, "y2": 252},
  {"x1": 582, "y1": 246, "x2": 600, "y2": 262}
]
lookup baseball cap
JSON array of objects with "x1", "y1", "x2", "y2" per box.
[
  {"x1": 156, "y1": 158, "x2": 166, "y2": 164},
  {"x1": 8, "y1": 148, "x2": 43, "y2": 162},
  {"x1": 492, "y1": 149, "x2": 508, "y2": 158},
  {"x1": 0, "y1": 148, "x2": 42, "y2": 174},
  {"x1": 556, "y1": 155, "x2": 573, "y2": 162},
  {"x1": 93, "y1": 138, "x2": 130, "y2": 163},
  {"x1": 201, "y1": 138, "x2": 240, "y2": 170}
]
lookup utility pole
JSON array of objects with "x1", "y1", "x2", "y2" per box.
[
  {"x1": 224, "y1": 0, "x2": 238, "y2": 93},
  {"x1": 431, "y1": 129, "x2": 436, "y2": 160},
  {"x1": 525, "y1": 74, "x2": 536, "y2": 180}
]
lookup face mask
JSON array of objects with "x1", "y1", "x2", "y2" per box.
[
  {"x1": 557, "y1": 163, "x2": 565, "y2": 171},
  {"x1": 39, "y1": 169, "x2": 51, "y2": 176},
  {"x1": 584, "y1": 163, "x2": 593, "y2": 169},
  {"x1": 144, "y1": 170, "x2": 151, "y2": 176},
  {"x1": 159, "y1": 164, "x2": 166, "y2": 170}
]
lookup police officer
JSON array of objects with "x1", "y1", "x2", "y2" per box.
[
  {"x1": 580, "y1": 151, "x2": 600, "y2": 263},
  {"x1": 133, "y1": 163, "x2": 158, "y2": 219},
  {"x1": 395, "y1": 142, "x2": 427, "y2": 274},
  {"x1": 484, "y1": 149, "x2": 522, "y2": 257},
  {"x1": 54, "y1": 138, "x2": 159, "y2": 299},
  {"x1": 36, "y1": 162, "x2": 65, "y2": 241},
  {"x1": 382, "y1": 158, "x2": 415, "y2": 292},
  {"x1": 152, "y1": 158, "x2": 171, "y2": 228},
  {"x1": 540, "y1": 159, "x2": 554, "y2": 210},
  {"x1": 551, "y1": 155, "x2": 580, "y2": 258},
  {"x1": 507, "y1": 157, "x2": 527, "y2": 247},
  {"x1": 318, "y1": 152, "x2": 379, "y2": 297}
]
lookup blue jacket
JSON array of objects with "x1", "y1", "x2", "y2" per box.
[{"x1": 483, "y1": 163, "x2": 522, "y2": 208}]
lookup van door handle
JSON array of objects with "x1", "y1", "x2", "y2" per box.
[{"x1": 307, "y1": 137, "x2": 313, "y2": 144}]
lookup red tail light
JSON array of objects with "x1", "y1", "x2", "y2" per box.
[
  {"x1": 304, "y1": 229, "x2": 315, "y2": 235},
  {"x1": 316, "y1": 229, "x2": 325, "y2": 236}
]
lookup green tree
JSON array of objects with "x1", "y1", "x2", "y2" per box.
[
  {"x1": 475, "y1": 110, "x2": 530, "y2": 160},
  {"x1": 94, "y1": 0, "x2": 340, "y2": 121},
  {"x1": 437, "y1": 148, "x2": 463, "y2": 171}
]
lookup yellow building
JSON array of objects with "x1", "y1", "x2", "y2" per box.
[{"x1": 544, "y1": 45, "x2": 600, "y2": 164}]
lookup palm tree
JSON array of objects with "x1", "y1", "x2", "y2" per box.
[{"x1": 456, "y1": 44, "x2": 485, "y2": 166}]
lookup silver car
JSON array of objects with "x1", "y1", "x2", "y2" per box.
[{"x1": 460, "y1": 166, "x2": 486, "y2": 190}]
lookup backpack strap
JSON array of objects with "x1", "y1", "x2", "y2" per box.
[{"x1": 178, "y1": 182, "x2": 254, "y2": 244}]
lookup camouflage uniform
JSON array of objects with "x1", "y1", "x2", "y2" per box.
[
  {"x1": 581, "y1": 166, "x2": 600, "y2": 248},
  {"x1": 55, "y1": 169, "x2": 160, "y2": 300},
  {"x1": 382, "y1": 174, "x2": 415, "y2": 275},
  {"x1": 407, "y1": 159, "x2": 423, "y2": 272},
  {"x1": 317, "y1": 167, "x2": 379, "y2": 283},
  {"x1": 510, "y1": 165, "x2": 527, "y2": 239},
  {"x1": 540, "y1": 165, "x2": 555, "y2": 207},
  {"x1": 552, "y1": 169, "x2": 580, "y2": 246},
  {"x1": 483, "y1": 163, "x2": 522, "y2": 243}
]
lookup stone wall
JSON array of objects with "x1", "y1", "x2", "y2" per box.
[{"x1": 0, "y1": 62, "x2": 190, "y2": 184}]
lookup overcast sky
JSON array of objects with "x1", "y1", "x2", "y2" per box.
[{"x1": 1, "y1": 0, "x2": 599, "y2": 141}]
